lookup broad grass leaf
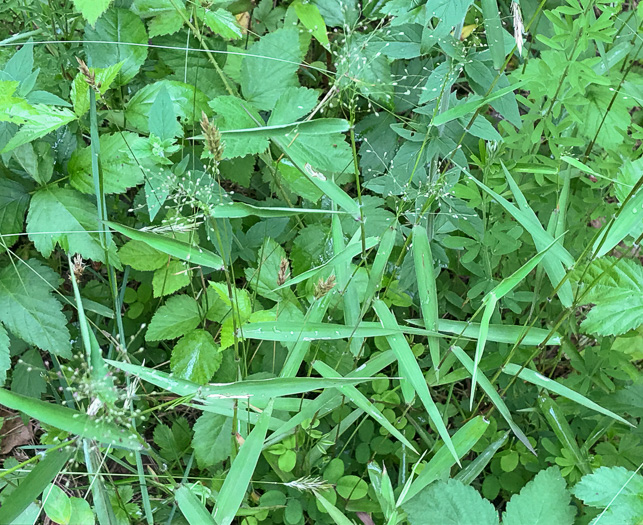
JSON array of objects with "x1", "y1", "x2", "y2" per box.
[
  {"x1": 403, "y1": 479, "x2": 499, "y2": 525},
  {"x1": 502, "y1": 467, "x2": 575, "y2": 525},
  {"x1": 84, "y1": 8, "x2": 148, "y2": 85},
  {"x1": 0, "y1": 324, "x2": 8, "y2": 385},
  {"x1": 146, "y1": 295, "x2": 202, "y2": 341},
  {"x1": 170, "y1": 330, "x2": 221, "y2": 384},
  {"x1": 0, "y1": 260, "x2": 70, "y2": 357},
  {"x1": 175, "y1": 485, "x2": 216, "y2": 525},
  {"x1": 240, "y1": 28, "x2": 304, "y2": 111},
  {"x1": 27, "y1": 187, "x2": 119, "y2": 264},
  {"x1": 192, "y1": 413, "x2": 232, "y2": 469},
  {"x1": 577, "y1": 257, "x2": 643, "y2": 336}
]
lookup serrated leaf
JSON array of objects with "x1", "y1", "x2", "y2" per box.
[
  {"x1": 131, "y1": 0, "x2": 186, "y2": 37},
  {"x1": 241, "y1": 28, "x2": 304, "y2": 111},
  {"x1": 192, "y1": 413, "x2": 232, "y2": 468},
  {"x1": 84, "y1": 8, "x2": 148, "y2": 86},
  {"x1": 0, "y1": 177, "x2": 29, "y2": 251},
  {"x1": 153, "y1": 260, "x2": 191, "y2": 298},
  {"x1": 1, "y1": 105, "x2": 76, "y2": 154},
  {"x1": 502, "y1": 467, "x2": 575, "y2": 525},
  {"x1": 68, "y1": 132, "x2": 148, "y2": 194},
  {"x1": 209, "y1": 96, "x2": 268, "y2": 158},
  {"x1": 578, "y1": 257, "x2": 643, "y2": 336},
  {"x1": 267, "y1": 87, "x2": 319, "y2": 126},
  {"x1": 573, "y1": 466, "x2": 643, "y2": 508},
  {"x1": 72, "y1": 0, "x2": 113, "y2": 26},
  {"x1": 170, "y1": 330, "x2": 221, "y2": 384},
  {"x1": 403, "y1": 479, "x2": 499, "y2": 525},
  {"x1": 118, "y1": 240, "x2": 167, "y2": 271},
  {"x1": 154, "y1": 417, "x2": 192, "y2": 461},
  {"x1": 0, "y1": 260, "x2": 70, "y2": 357},
  {"x1": 27, "y1": 186, "x2": 118, "y2": 264},
  {"x1": 204, "y1": 8, "x2": 243, "y2": 40},
  {"x1": 146, "y1": 295, "x2": 202, "y2": 341},
  {"x1": 293, "y1": 0, "x2": 330, "y2": 48}
]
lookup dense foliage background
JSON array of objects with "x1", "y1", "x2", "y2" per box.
[{"x1": 0, "y1": 0, "x2": 641, "y2": 523}]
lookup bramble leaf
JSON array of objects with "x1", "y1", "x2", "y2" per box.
[{"x1": 170, "y1": 330, "x2": 222, "y2": 384}]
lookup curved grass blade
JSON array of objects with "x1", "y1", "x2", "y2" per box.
[
  {"x1": 450, "y1": 346, "x2": 534, "y2": 454},
  {"x1": 176, "y1": 485, "x2": 216, "y2": 525},
  {"x1": 106, "y1": 222, "x2": 224, "y2": 270},
  {"x1": 471, "y1": 294, "x2": 496, "y2": 410},
  {"x1": 0, "y1": 447, "x2": 73, "y2": 524},
  {"x1": 212, "y1": 401, "x2": 273, "y2": 525},
  {"x1": 503, "y1": 363, "x2": 633, "y2": 426},
  {"x1": 205, "y1": 202, "x2": 344, "y2": 219},
  {"x1": 190, "y1": 117, "x2": 350, "y2": 139},
  {"x1": 373, "y1": 299, "x2": 460, "y2": 464},
  {"x1": 362, "y1": 223, "x2": 397, "y2": 314},
  {"x1": 0, "y1": 388, "x2": 144, "y2": 449},
  {"x1": 454, "y1": 431, "x2": 509, "y2": 485},
  {"x1": 313, "y1": 492, "x2": 354, "y2": 525},
  {"x1": 313, "y1": 360, "x2": 418, "y2": 453},
  {"x1": 401, "y1": 416, "x2": 489, "y2": 503},
  {"x1": 240, "y1": 321, "x2": 399, "y2": 342},
  {"x1": 412, "y1": 225, "x2": 440, "y2": 376}
]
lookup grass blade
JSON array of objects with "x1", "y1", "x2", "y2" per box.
[
  {"x1": 402, "y1": 416, "x2": 489, "y2": 503},
  {"x1": 503, "y1": 364, "x2": 633, "y2": 426},
  {"x1": 412, "y1": 224, "x2": 441, "y2": 376},
  {"x1": 312, "y1": 492, "x2": 354, "y2": 525},
  {"x1": 176, "y1": 485, "x2": 216, "y2": 525},
  {"x1": 471, "y1": 295, "x2": 496, "y2": 410},
  {"x1": 0, "y1": 388, "x2": 144, "y2": 449},
  {"x1": 0, "y1": 447, "x2": 73, "y2": 524},
  {"x1": 106, "y1": 222, "x2": 224, "y2": 270},
  {"x1": 373, "y1": 299, "x2": 460, "y2": 464},
  {"x1": 454, "y1": 432, "x2": 509, "y2": 485},
  {"x1": 313, "y1": 360, "x2": 418, "y2": 452},
  {"x1": 482, "y1": 0, "x2": 505, "y2": 69},
  {"x1": 212, "y1": 400, "x2": 273, "y2": 525},
  {"x1": 240, "y1": 321, "x2": 399, "y2": 341},
  {"x1": 362, "y1": 223, "x2": 397, "y2": 313},
  {"x1": 205, "y1": 202, "x2": 345, "y2": 219},
  {"x1": 450, "y1": 346, "x2": 534, "y2": 453}
]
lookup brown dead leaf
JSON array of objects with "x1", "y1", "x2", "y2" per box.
[{"x1": 0, "y1": 407, "x2": 33, "y2": 455}]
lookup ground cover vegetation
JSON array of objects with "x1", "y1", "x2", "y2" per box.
[{"x1": 0, "y1": 0, "x2": 641, "y2": 523}]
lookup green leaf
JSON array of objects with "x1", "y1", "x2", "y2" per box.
[
  {"x1": 0, "y1": 388, "x2": 144, "y2": 448},
  {"x1": 0, "y1": 177, "x2": 29, "y2": 251},
  {"x1": 107, "y1": 222, "x2": 224, "y2": 270},
  {"x1": 481, "y1": 0, "x2": 505, "y2": 70},
  {"x1": 68, "y1": 497, "x2": 95, "y2": 525},
  {"x1": 72, "y1": 0, "x2": 113, "y2": 26},
  {"x1": 204, "y1": 8, "x2": 243, "y2": 40},
  {"x1": 208, "y1": 96, "x2": 268, "y2": 158},
  {"x1": 267, "y1": 87, "x2": 319, "y2": 126},
  {"x1": 573, "y1": 466, "x2": 643, "y2": 508},
  {"x1": 149, "y1": 85, "x2": 182, "y2": 141},
  {"x1": 0, "y1": 324, "x2": 9, "y2": 385},
  {"x1": 240, "y1": 28, "x2": 305, "y2": 111},
  {"x1": 176, "y1": 485, "x2": 216, "y2": 525},
  {"x1": 1, "y1": 105, "x2": 76, "y2": 154},
  {"x1": 84, "y1": 8, "x2": 148, "y2": 85},
  {"x1": 293, "y1": 0, "x2": 330, "y2": 48},
  {"x1": 125, "y1": 80, "x2": 208, "y2": 133},
  {"x1": 131, "y1": 0, "x2": 186, "y2": 38},
  {"x1": 213, "y1": 401, "x2": 273, "y2": 525},
  {"x1": 0, "y1": 448, "x2": 73, "y2": 525},
  {"x1": 146, "y1": 295, "x2": 202, "y2": 341},
  {"x1": 577, "y1": 258, "x2": 643, "y2": 336},
  {"x1": 170, "y1": 330, "x2": 221, "y2": 384},
  {"x1": 0, "y1": 260, "x2": 71, "y2": 357},
  {"x1": 43, "y1": 484, "x2": 72, "y2": 525},
  {"x1": 118, "y1": 240, "x2": 167, "y2": 271},
  {"x1": 68, "y1": 132, "x2": 148, "y2": 194},
  {"x1": 192, "y1": 413, "x2": 232, "y2": 469},
  {"x1": 70, "y1": 62, "x2": 124, "y2": 116},
  {"x1": 503, "y1": 467, "x2": 575, "y2": 525},
  {"x1": 153, "y1": 260, "x2": 191, "y2": 297},
  {"x1": 27, "y1": 186, "x2": 118, "y2": 264},
  {"x1": 502, "y1": 364, "x2": 633, "y2": 426},
  {"x1": 244, "y1": 238, "x2": 295, "y2": 302},
  {"x1": 11, "y1": 348, "x2": 47, "y2": 398},
  {"x1": 403, "y1": 479, "x2": 499, "y2": 525}
]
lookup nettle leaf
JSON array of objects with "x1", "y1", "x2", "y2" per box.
[
  {"x1": 26, "y1": 186, "x2": 119, "y2": 264},
  {"x1": 170, "y1": 329, "x2": 222, "y2": 384},
  {"x1": 125, "y1": 80, "x2": 208, "y2": 133},
  {"x1": 131, "y1": 0, "x2": 186, "y2": 38},
  {"x1": 204, "y1": 8, "x2": 243, "y2": 40},
  {"x1": 146, "y1": 295, "x2": 202, "y2": 341},
  {"x1": 72, "y1": 0, "x2": 113, "y2": 26},
  {"x1": 152, "y1": 260, "x2": 191, "y2": 297},
  {"x1": 209, "y1": 96, "x2": 268, "y2": 158},
  {"x1": 68, "y1": 132, "x2": 148, "y2": 194},
  {"x1": 241, "y1": 27, "x2": 305, "y2": 111},
  {"x1": 149, "y1": 85, "x2": 182, "y2": 141},
  {"x1": 502, "y1": 467, "x2": 575, "y2": 525},
  {"x1": 84, "y1": 8, "x2": 149, "y2": 86},
  {"x1": 192, "y1": 413, "x2": 232, "y2": 469},
  {"x1": 578, "y1": 257, "x2": 643, "y2": 336},
  {"x1": 0, "y1": 177, "x2": 29, "y2": 251},
  {"x1": 403, "y1": 479, "x2": 499, "y2": 525},
  {"x1": 118, "y1": 240, "x2": 167, "y2": 271},
  {"x1": 0, "y1": 260, "x2": 71, "y2": 357}
]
